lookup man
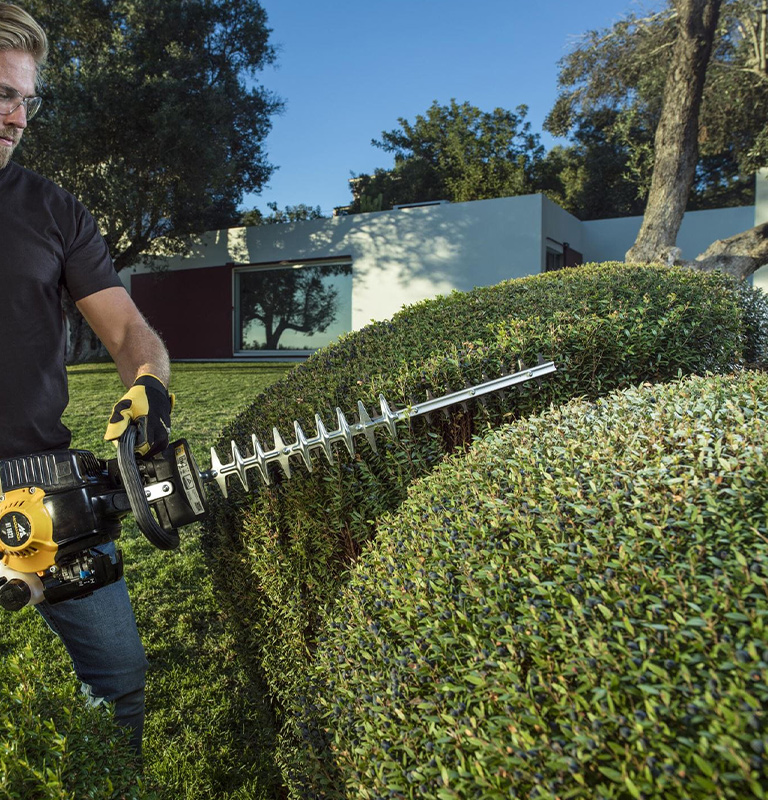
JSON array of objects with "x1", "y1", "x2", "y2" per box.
[{"x1": 0, "y1": 3, "x2": 172, "y2": 755}]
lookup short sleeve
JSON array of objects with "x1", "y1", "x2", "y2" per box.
[{"x1": 62, "y1": 205, "x2": 123, "y2": 302}]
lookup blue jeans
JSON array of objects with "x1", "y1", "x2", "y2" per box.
[{"x1": 35, "y1": 543, "x2": 148, "y2": 754}]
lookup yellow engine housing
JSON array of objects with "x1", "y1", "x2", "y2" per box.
[{"x1": 0, "y1": 487, "x2": 57, "y2": 573}]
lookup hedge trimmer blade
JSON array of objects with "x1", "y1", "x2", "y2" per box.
[{"x1": 208, "y1": 359, "x2": 556, "y2": 497}]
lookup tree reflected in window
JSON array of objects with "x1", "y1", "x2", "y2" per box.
[{"x1": 237, "y1": 262, "x2": 352, "y2": 352}]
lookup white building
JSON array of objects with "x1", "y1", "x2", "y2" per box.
[{"x1": 125, "y1": 175, "x2": 767, "y2": 360}]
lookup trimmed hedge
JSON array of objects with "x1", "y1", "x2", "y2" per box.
[
  {"x1": 202, "y1": 263, "x2": 758, "y2": 792},
  {"x1": 308, "y1": 371, "x2": 768, "y2": 799},
  {"x1": 738, "y1": 281, "x2": 768, "y2": 367}
]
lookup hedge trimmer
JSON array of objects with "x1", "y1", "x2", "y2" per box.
[{"x1": 0, "y1": 359, "x2": 555, "y2": 611}]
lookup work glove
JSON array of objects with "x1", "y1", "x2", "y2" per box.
[{"x1": 104, "y1": 374, "x2": 174, "y2": 457}]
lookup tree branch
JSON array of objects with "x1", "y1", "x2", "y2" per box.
[{"x1": 680, "y1": 221, "x2": 768, "y2": 279}]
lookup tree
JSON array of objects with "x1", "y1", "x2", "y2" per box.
[
  {"x1": 546, "y1": 0, "x2": 768, "y2": 218},
  {"x1": 17, "y1": 0, "x2": 282, "y2": 359},
  {"x1": 549, "y1": 0, "x2": 768, "y2": 276},
  {"x1": 240, "y1": 202, "x2": 326, "y2": 226},
  {"x1": 627, "y1": 0, "x2": 768, "y2": 275},
  {"x1": 626, "y1": 0, "x2": 722, "y2": 263},
  {"x1": 347, "y1": 100, "x2": 545, "y2": 212}
]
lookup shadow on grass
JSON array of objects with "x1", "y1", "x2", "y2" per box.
[
  {"x1": 197, "y1": 499, "x2": 349, "y2": 798},
  {"x1": 122, "y1": 526, "x2": 288, "y2": 799}
]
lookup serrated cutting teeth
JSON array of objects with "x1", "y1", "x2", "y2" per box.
[{"x1": 209, "y1": 360, "x2": 556, "y2": 497}]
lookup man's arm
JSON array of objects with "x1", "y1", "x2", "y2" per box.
[
  {"x1": 76, "y1": 286, "x2": 170, "y2": 388},
  {"x1": 78, "y1": 286, "x2": 173, "y2": 455}
]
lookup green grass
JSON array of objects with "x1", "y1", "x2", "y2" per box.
[
  {"x1": 1, "y1": 362, "x2": 292, "y2": 799},
  {"x1": 65, "y1": 362, "x2": 292, "y2": 457}
]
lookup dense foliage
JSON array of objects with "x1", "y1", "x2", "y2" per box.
[
  {"x1": 2, "y1": 271, "x2": 766, "y2": 798},
  {"x1": 202, "y1": 262, "x2": 759, "y2": 794},
  {"x1": 347, "y1": 100, "x2": 545, "y2": 213},
  {"x1": 306, "y1": 370, "x2": 768, "y2": 798},
  {"x1": 18, "y1": 0, "x2": 281, "y2": 273},
  {"x1": 544, "y1": 0, "x2": 768, "y2": 217}
]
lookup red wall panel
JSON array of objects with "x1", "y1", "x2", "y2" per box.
[{"x1": 131, "y1": 265, "x2": 232, "y2": 359}]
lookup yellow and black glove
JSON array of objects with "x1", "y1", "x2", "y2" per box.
[{"x1": 104, "y1": 374, "x2": 174, "y2": 457}]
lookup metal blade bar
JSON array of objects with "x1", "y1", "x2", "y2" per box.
[{"x1": 209, "y1": 360, "x2": 556, "y2": 497}]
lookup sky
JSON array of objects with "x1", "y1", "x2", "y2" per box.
[{"x1": 242, "y1": 0, "x2": 662, "y2": 218}]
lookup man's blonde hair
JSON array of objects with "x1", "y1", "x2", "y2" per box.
[{"x1": 0, "y1": 3, "x2": 48, "y2": 70}]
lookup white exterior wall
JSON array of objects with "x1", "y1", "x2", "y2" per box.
[
  {"x1": 128, "y1": 193, "x2": 762, "y2": 351},
  {"x1": 129, "y1": 194, "x2": 549, "y2": 329},
  {"x1": 753, "y1": 169, "x2": 768, "y2": 293},
  {"x1": 541, "y1": 196, "x2": 587, "y2": 261},
  {"x1": 582, "y1": 205, "x2": 756, "y2": 264}
]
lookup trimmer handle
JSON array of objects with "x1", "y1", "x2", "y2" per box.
[{"x1": 117, "y1": 424, "x2": 180, "y2": 550}]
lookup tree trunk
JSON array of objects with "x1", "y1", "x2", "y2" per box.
[
  {"x1": 62, "y1": 290, "x2": 108, "y2": 364},
  {"x1": 625, "y1": 0, "x2": 722, "y2": 263}
]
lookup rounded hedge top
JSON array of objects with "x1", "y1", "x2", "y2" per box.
[
  {"x1": 311, "y1": 371, "x2": 768, "y2": 799},
  {"x1": 204, "y1": 262, "x2": 762, "y2": 795}
]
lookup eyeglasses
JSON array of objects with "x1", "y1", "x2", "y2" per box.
[{"x1": 0, "y1": 84, "x2": 42, "y2": 120}]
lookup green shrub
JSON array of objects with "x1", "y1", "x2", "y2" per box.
[
  {"x1": 307, "y1": 371, "x2": 768, "y2": 799},
  {"x1": 737, "y1": 282, "x2": 768, "y2": 367},
  {"x1": 0, "y1": 646, "x2": 142, "y2": 800},
  {"x1": 202, "y1": 262, "x2": 752, "y2": 792}
]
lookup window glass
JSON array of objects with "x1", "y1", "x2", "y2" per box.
[
  {"x1": 545, "y1": 247, "x2": 564, "y2": 272},
  {"x1": 236, "y1": 261, "x2": 352, "y2": 354}
]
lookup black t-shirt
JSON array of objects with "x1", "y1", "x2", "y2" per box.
[{"x1": 0, "y1": 162, "x2": 122, "y2": 458}]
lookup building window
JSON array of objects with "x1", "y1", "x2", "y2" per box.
[
  {"x1": 234, "y1": 259, "x2": 353, "y2": 356},
  {"x1": 546, "y1": 247, "x2": 564, "y2": 272},
  {"x1": 546, "y1": 241, "x2": 583, "y2": 271}
]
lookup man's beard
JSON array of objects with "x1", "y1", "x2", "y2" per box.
[{"x1": 0, "y1": 128, "x2": 20, "y2": 169}]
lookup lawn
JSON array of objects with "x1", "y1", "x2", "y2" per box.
[{"x1": 2, "y1": 361, "x2": 293, "y2": 800}]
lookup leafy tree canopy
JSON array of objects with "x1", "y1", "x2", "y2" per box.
[
  {"x1": 347, "y1": 99, "x2": 546, "y2": 213},
  {"x1": 545, "y1": 0, "x2": 768, "y2": 215},
  {"x1": 18, "y1": 0, "x2": 282, "y2": 272},
  {"x1": 537, "y1": 108, "x2": 651, "y2": 219},
  {"x1": 240, "y1": 202, "x2": 326, "y2": 226}
]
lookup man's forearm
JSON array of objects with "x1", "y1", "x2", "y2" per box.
[
  {"x1": 113, "y1": 320, "x2": 171, "y2": 388},
  {"x1": 76, "y1": 287, "x2": 171, "y2": 389}
]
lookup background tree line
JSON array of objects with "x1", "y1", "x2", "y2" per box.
[
  {"x1": 347, "y1": 0, "x2": 768, "y2": 222},
  {"x1": 14, "y1": 0, "x2": 768, "y2": 357},
  {"x1": 22, "y1": 0, "x2": 768, "y2": 256}
]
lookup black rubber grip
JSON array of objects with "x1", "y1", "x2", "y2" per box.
[{"x1": 117, "y1": 425, "x2": 179, "y2": 550}]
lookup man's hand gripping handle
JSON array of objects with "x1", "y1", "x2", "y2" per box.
[{"x1": 104, "y1": 374, "x2": 174, "y2": 457}]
